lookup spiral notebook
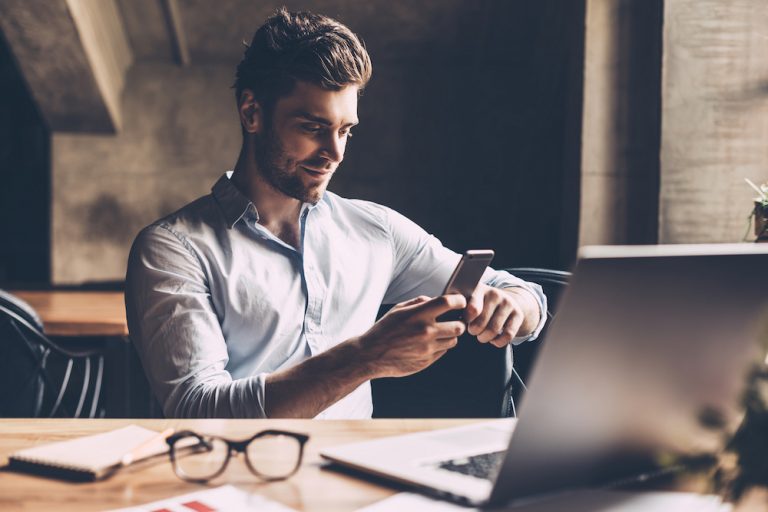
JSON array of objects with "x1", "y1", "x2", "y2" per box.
[{"x1": 7, "y1": 425, "x2": 171, "y2": 481}]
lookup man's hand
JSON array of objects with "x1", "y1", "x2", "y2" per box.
[
  {"x1": 265, "y1": 294, "x2": 466, "y2": 417},
  {"x1": 465, "y1": 284, "x2": 541, "y2": 348},
  {"x1": 357, "y1": 295, "x2": 467, "y2": 378}
]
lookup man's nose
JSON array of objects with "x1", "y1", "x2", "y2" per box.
[{"x1": 319, "y1": 133, "x2": 345, "y2": 164}]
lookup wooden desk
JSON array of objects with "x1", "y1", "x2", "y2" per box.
[
  {"x1": 1, "y1": 419, "x2": 767, "y2": 512},
  {"x1": 0, "y1": 418, "x2": 476, "y2": 512},
  {"x1": 11, "y1": 290, "x2": 128, "y2": 337}
]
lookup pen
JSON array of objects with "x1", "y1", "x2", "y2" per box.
[{"x1": 120, "y1": 428, "x2": 174, "y2": 466}]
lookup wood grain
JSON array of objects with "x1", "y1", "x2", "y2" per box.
[
  {"x1": 10, "y1": 290, "x2": 128, "y2": 337},
  {"x1": 2, "y1": 419, "x2": 767, "y2": 511},
  {"x1": 0, "y1": 419, "x2": 476, "y2": 512}
]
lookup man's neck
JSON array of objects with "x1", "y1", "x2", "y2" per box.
[{"x1": 231, "y1": 146, "x2": 303, "y2": 249}]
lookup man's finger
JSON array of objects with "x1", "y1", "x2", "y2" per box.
[
  {"x1": 469, "y1": 301, "x2": 496, "y2": 337},
  {"x1": 436, "y1": 337, "x2": 459, "y2": 350},
  {"x1": 489, "y1": 313, "x2": 524, "y2": 348},
  {"x1": 476, "y1": 302, "x2": 513, "y2": 343},
  {"x1": 434, "y1": 320, "x2": 466, "y2": 339},
  {"x1": 395, "y1": 295, "x2": 431, "y2": 310},
  {"x1": 485, "y1": 301, "x2": 514, "y2": 335},
  {"x1": 464, "y1": 289, "x2": 484, "y2": 324},
  {"x1": 416, "y1": 294, "x2": 467, "y2": 319}
]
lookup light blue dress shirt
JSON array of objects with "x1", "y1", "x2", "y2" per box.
[{"x1": 126, "y1": 172, "x2": 546, "y2": 418}]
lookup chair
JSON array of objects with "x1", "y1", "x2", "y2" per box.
[
  {"x1": 371, "y1": 319, "x2": 511, "y2": 418},
  {"x1": 0, "y1": 290, "x2": 105, "y2": 417},
  {"x1": 371, "y1": 267, "x2": 570, "y2": 418},
  {"x1": 500, "y1": 268, "x2": 571, "y2": 417}
]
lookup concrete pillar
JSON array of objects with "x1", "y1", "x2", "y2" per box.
[
  {"x1": 580, "y1": 0, "x2": 663, "y2": 246},
  {"x1": 660, "y1": 0, "x2": 768, "y2": 243}
]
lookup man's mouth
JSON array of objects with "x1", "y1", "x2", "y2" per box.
[{"x1": 301, "y1": 166, "x2": 333, "y2": 178}]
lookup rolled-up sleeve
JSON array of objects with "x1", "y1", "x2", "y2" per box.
[
  {"x1": 125, "y1": 224, "x2": 267, "y2": 418},
  {"x1": 381, "y1": 207, "x2": 547, "y2": 344}
]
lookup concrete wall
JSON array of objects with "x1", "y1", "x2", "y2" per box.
[
  {"x1": 579, "y1": 0, "x2": 662, "y2": 246},
  {"x1": 660, "y1": 0, "x2": 768, "y2": 243},
  {"x1": 51, "y1": 1, "x2": 585, "y2": 284},
  {"x1": 52, "y1": 63, "x2": 239, "y2": 283},
  {"x1": 19, "y1": 0, "x2": 768, "y2": 284}
]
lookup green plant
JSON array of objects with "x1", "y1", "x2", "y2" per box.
[
  {"x1": 745, "y1": 178, "x2": 768, "y2": 208},
  {"x1": 744, "y1": 179, "x2": 768, "y2": 241},
  {"x1": 640, "y1": 324, "x2": 768, "y2": 503},
  {"x1": 714, "y1": 364, "x2": 768, "y2": 501},
  {"x1": 713, "y1": 320, "x2": 768, "y2": 502}
]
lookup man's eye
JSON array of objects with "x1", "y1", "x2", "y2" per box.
[
  {"x1": 301, "y1": 124, "x2": 322, "y2": 133},
  {"x1": 341, "y1": 129, "x2": 354, "y2": 138}
]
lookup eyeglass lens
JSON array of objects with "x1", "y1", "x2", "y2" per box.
[
  {"x1": 172, "y1": 433, "x2": 303, "y2": 481},
  {"x1": 174, "y1": 436, "x2": 229, "y2": 481},
  {"x1": 245, "y1": 433, "x2": 303, "y2": 479}
]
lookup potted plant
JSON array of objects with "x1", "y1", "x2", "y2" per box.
[{"x1": 745, "y1": 179, "x2": 768, "y2": 242}]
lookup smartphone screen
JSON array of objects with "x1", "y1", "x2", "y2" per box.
[
  {"x1": 438, "y1": 250, "x2": 495, "y2": 322},
  {"x1": 443, "y1": 250, "x2": 495, "y2": 298}
]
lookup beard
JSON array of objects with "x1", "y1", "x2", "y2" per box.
[{"x1": 254, "y1": 127, "x2": 327, "y2": 205}]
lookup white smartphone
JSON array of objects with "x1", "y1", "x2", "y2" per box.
[{"x1": 439, "y1": 249, "x2": 495, "y2": 321}]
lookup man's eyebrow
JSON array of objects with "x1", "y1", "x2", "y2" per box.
[{"x1": 291, "y1": 110, "x2": 358, "y2": 127}]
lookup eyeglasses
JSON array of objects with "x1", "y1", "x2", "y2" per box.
[{"x1": 166, "y1": 429, "x2": 309, "y2": 483}]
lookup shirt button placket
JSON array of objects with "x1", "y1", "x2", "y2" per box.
[{"x1": 303, "y1": 260, "x2": 324, "y2": 354}]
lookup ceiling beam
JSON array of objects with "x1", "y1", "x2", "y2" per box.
[
  {"x1": 0, "y1": 0, "x2": 132, "y2": 133},
  {"x1": 161, "y1": 0, "x2": 190, "y2": 67}
]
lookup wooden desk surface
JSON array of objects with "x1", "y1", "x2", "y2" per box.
[
  {"x1": 0, "y1": 418, "x2": 477, "y2": 512},
  {"x1": 11, "y1": 290, "x2": 128, "y2": 337},
  {"x1": 1, "y1": 419, "x2": 766, "y2": 512}
]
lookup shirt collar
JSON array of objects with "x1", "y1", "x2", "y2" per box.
[
  {"x1": 212, "y1": 171, "x2": 255, "y2": 229},
  {"x1": 212, "y1": 170, "x2": 327, "y2": 229}
]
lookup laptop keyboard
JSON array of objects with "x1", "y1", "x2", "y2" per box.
[{"x1": 436, "y1": 450, "x2": 505, "y2": 481}]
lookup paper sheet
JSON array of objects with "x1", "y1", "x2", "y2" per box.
[
  {"x1": 355, "y1": 490, "x2": 733, "y2": 512},
  {"x1": 356, "y1": 492, "x2": 477, "y2": 511},
  {"x1": 108, "y1": 485, "x2": 297, "y2": 512},
  {"x1": 9, "y1": 425, "x2": 169, "y2": 475}
]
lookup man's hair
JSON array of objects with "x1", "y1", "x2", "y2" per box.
[{"x1": 234, "y1": 8, "x2": 372, "y2": 112}]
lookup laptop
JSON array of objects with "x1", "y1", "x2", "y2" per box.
[{"x1": 321, "y1": 244, "x2": 768, "y2": 507}]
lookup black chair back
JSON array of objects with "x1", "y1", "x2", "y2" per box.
[
  {"x1": 0, "y1": 290, "x2": 105, "y2": 417},
  {"x1": 500, "y1": 268, "x2": 571, "y2": 417},
  {"x1": 0, "y1": 289, "x2": 43, "y2": 331}
]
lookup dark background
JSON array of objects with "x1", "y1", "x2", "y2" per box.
[
  {"x1": 335, "y1": 1, "x2": 585, "y2": 272},
  {"x1": 0, "y1": 1, "x2": 585, "y2": 287},
  {"x1": 0, "y1": 30, "x2": 50, "y2": 286}
]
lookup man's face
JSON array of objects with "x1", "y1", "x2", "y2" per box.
[{"x1": 254, "y1": 81, "x2": 359, "y2": 204}]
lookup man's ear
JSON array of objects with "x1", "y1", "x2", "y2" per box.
[{"x1": 238, "y1": 89, "x2": 263, "y2": 134}]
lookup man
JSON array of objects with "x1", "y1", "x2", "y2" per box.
[{"x1": 126, "y1": 8, "x2": 546, "y2": 419}]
